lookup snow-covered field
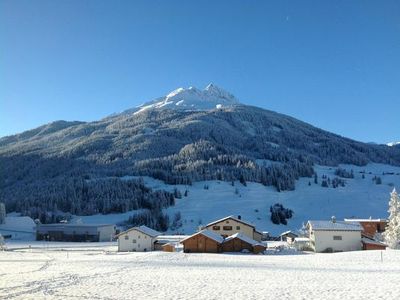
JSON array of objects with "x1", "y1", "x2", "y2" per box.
[{"x1": 1, "y1": 243, "x2": 399, "y2": 299}]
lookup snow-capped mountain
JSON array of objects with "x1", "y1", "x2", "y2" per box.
[
  {"x1": 1, "y1": 84, "x2": 400, "y2": 229},
  {"x1": 387, "y1": 141, "x2": 400, "y2": 147},
  {"x1": 122, "y1": 84, "x2": 239, "y2": 115}
]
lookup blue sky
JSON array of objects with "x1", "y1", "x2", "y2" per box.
[{"x1": 1, "y1": 0, "x2": 399, "y2": 143}]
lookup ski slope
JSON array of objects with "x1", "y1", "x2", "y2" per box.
[{"x1": 1, "y1": 244, "x2": 399, "y2": 299}]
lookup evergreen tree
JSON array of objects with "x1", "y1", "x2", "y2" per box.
[
  {"x1": 384, "y1": 188, "x2": 400, "y2": 249},
  {"x1": 0, "y1": 203, "x2": 6, "y2": 224}
]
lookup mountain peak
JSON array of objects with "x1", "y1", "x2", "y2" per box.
[{"x1": 131, "y1": 84, "x2": 240, "y2": 115}]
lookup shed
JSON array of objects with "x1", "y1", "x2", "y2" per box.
[
  {"x1": 161, "y1": 243, "x2": 176, "y2": 252},
  {"x1": 154, "y1": 235, "x2": 188, "y2": 250},
  {"x1": 181, "y1": 230, "x2": 224, "y2": 253}
]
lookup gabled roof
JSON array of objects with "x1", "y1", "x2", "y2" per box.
[
  {"x1": 118, "y1": 225, "x2": 160, "y2": 238},
  {"x1": 204, "y1": 216, "x2": 256, "y2": 229},
  {"x1": 307, "y1": 220, "x2": 363, "y2": 231},
  {"x1": 224, "y1": 232, "x2": 263, "y2": 247},
  {"x1": 181, "y1": 229, "x2": 224, "y2": 244}
]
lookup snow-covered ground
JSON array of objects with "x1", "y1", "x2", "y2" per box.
[{"x1": 0, "y1": 243, "x2": 399, "y2": 299}]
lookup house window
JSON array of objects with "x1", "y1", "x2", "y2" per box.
[
  {"x1": 333, "y1": 235, "x2": 342, "y2": 240},
  {"x1": 236, "y1": 226, "x2": 240, "y2": 230},
  {"x1": 124, "y1": 235, "x2": 129, "y2": 240},
  {"x1": 213, "y1": 226, "x2": 220, "y2": 230},
  {"x1": 138, "y1": 235, "x2": 141, "y2": 239},
  {"x1": 132, "y1": 239, "x2": 137, "y2": 243},
  {"x1": 223, "y1": 226, "x2": 232, "y2": 230}
]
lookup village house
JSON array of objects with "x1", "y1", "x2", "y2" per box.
[
  {"x1": 307, "y1": 218, "x2": 363, "y2": 253},
  {"x1": 181, "y1": 229, "x2": 224, "y2": 253},
  {"x1": 344, "y1": 218, "x2": 387, "y2": 238},
  {"x1": 279, "y1": 230, "x2": 298, "y2": 243},
  {"x1": 117, "y1": 225, "x2": 160, "y2": 252},
  {"x1": 202, "y1": 216, "x2": 263, "y2": 242}
]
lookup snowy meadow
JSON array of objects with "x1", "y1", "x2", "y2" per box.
[{"x1": 1, "y1": 243, "x2": 399, "y2": 300}]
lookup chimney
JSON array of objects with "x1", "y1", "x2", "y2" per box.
[
  {"x1": 238, "y1": 215, "x2": 241, "y2": 220},
  {"x1": 331, "y1": 216, "x2": 336, "y2": 223}
]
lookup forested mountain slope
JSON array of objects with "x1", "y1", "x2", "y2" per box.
[{"x1": 1, "y1": 85, "x2": 399, "y2": 222}]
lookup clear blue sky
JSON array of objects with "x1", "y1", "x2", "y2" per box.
[{"x1": 1, "y1": 0, "x2": 399, "y2": 143}]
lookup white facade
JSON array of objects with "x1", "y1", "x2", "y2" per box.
[
  {"x1": 307, "y1": 220, "x2": 362, "y2": 253},
  {"x1": 203, "y1": 216, "x2": 262, "y2": 242},
  {"x1": 310, "y1": 230, "x2": 362, "y2": 252},
  {"x1": 118, "y1": 226, "x2": 160, "y2": 252}
]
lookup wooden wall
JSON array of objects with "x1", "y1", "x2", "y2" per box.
[{"x1": 182, "y1": 234, "x2": 220, "y2": 253}]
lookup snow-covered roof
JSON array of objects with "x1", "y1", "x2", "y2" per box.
[
  {"x1": 38, "y1": 223, "x2": 114, "y2": 228},
  {"x1": 279, "y1": 230, "x2": 298, "y2": 237},
  {"x1": 0, "y1": 216, "x2": 36, "y2": 232},
  {"x1": 294, "y1": 237, "x2": 310, "y2": 243},
  {"x1": 135, "y1": 225, "x2": 161, "y2": 237},
  {"x1": 224, "y1": 233, "x2": 263, "y2": 246},
  {"x1": 308, "y1": 220, "x2": 363, "y2": 231},
  {"x1": 344, "y1": 218, "x2": 387, "y2": 222},
  {"x1": 205, "y1": 216, "x2": 256, "y2": 229},
  {"x1": 155, "y1": 235, "x2": 189, "y2": 243},
  {"x1": 361, "y1": 237, "x2": 387, "y2": 247},
  {"x1": 181, "y1": 230, "x2": 224, "y2": 244},
  {"x1": 119, "y1": 225, "x2": 160, "y2": 238}
]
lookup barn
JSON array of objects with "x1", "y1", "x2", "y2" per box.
[
  {"x1": 181, "y1": 230, "x2": 224, "y2": 253},
  {"x1": 222, "y1": 233, "x2": 266, "y2": 254}
]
